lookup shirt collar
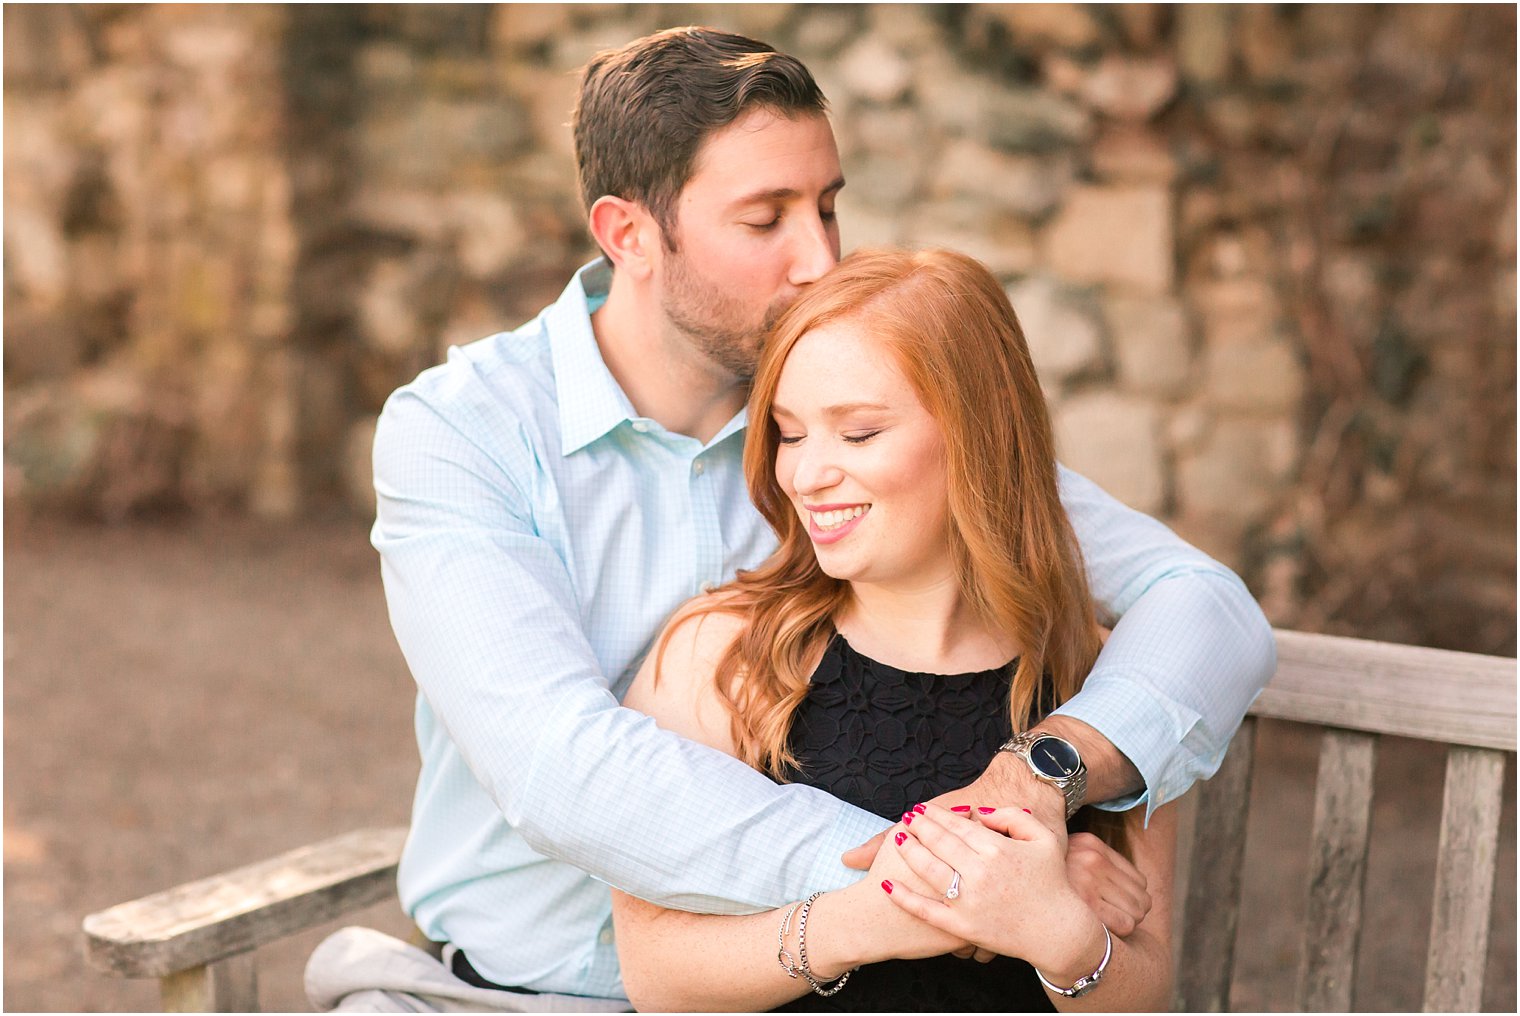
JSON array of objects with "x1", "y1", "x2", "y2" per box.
[
  {"x1": 708, "y1": 408, "x2": 750, "y2": 448},
  {"x1": 549, "y1": 259, "x2": 641, "y2": 456},
  {"x1": 548, "y1": 258, "x2": 753, "y2": 456}
]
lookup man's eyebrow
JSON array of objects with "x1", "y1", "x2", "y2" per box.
[
  {"x1": 730, "y1": 177, "x2": 847, "y2": 209},
  {"x1": 771, "y1": 400, "x2": 890, "y2": 419}
]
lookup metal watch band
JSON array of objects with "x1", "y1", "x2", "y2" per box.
[{"x1": 999, "y1": 731, "x2": 1086, "y2": 820}]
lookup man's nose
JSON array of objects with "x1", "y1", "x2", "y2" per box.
[{"x1": 787, "y1": 211, "x2": 840, "y2": 288}]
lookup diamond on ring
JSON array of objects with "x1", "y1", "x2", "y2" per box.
[{"x1": 945, "y1": 870, "x2": 961, "y2": 900}]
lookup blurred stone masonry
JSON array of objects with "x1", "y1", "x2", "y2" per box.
[{"x1": 4, "y1": 4, "x2": 1514, "y2": 654}]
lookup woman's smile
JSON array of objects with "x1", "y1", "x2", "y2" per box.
[{"x1": 806, "y1": 503, "x2": 871, "y2": 543}]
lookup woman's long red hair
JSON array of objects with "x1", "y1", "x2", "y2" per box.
[{"x1": 660, "y1": 247, "x2": 1102, "y2": 781}]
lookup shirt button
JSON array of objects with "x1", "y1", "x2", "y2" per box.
[
  {"x1": 692, "y1": 460, "x2": 705, "y2": 476},
  {"x1": 599, "y1": 927, "x2": 614, "y2": 945},
  {"x1": 700, "y1": 581, "x2": 717, "y2": 594},
  {"x1": 631, "y1": 421, "x2": 650, "y2": 433}
]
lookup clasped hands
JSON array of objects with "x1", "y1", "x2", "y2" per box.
[{"x1": 840, "y1": 782, "x2": 1149, "y2": 967}]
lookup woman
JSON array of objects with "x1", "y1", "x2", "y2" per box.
[{"x1": 611, "y1": 248, "x2": 1176, "y2": 1011}]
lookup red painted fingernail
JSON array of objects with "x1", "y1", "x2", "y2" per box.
[
  {"x1": 903, "y1": 812, "x2": 914, "y2": 825},
  {"x1": 978, "y1": 807, "x2": 997, "y2": 814},
  {"x1": 950, "y1": 805, "x2": 971, "y2": 813},
  {"x1": 1021, "y1": 808, "x2": 1032, "y2": 814},
  {"x1": 894, "y1": 831, "x2": 906, "y2": 846},
  {"x1": 881, "y1": 880, "x2": 893, "y2": 894},
  {"x1": 913, "y1": 803, "x2": 927, "y2": 814}
]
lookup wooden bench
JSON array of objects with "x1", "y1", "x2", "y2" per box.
[{"x1": 82, "y1": 629, "x2": 1515, "y2": 1012}]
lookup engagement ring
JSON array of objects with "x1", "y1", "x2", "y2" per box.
[{"x1": 945, "y1": 870, "x2": 961, "y2": 900}]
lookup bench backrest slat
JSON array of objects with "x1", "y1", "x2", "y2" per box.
[
  {"x1": 1174, "y1": 716, "x2": 1258, "y2": 1012},
  {"x1": 1296, "y1": 730, "x2": 1378, "y2": 1011},
  {"x1": 1258, "y1": 630, "x2": 1515, "y2": 750},
  {"x1": 1422, "y1": 746, "x2": 1508, "y2": 1012}
]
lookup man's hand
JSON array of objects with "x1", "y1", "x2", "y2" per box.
[
  {"x1": 961, "y1": 752, "x2": 1069, "y2": 846},
  {"x1": 841, "y1": 830, "x2": 887, "y2": 871},
  {"x1": 1064, "y1": 831, "x2": 1151, "y2": 936}
]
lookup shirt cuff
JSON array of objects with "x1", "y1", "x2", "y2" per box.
[
  {"x1": 802, "y1": 801, "x2": 894, "y2": 895},
  {"x1": 1051, "y1": 673, "x2": 1205, "y2": 824}
]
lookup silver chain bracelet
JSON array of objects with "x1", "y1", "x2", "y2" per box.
[{"x1": 796, "y1": 891, "x2": 856, "y2": 997}]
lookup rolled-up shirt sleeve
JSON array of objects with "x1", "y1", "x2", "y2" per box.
[{"x1": 1052, "y1": 465, "x2": 1277, "y2": 819}]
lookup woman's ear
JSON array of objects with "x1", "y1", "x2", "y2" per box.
[{"x1": 589, "y1": 195, "x2": 660, "y2": 281}]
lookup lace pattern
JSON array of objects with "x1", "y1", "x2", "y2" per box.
[{"x1": 773, "y1": 634, "x2": 1055, "y2": 1013}]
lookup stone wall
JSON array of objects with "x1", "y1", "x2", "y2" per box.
[
  {"x1": 7, "y1": 5, "x2": 299, "y2": 516},
  {"x1": 5, "y1": 4, "x2": 1514, "y2": 653}
]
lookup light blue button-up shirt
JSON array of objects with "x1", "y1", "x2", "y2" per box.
[{"x1": 372, "y1": 260, "x2": 1275, "y2": 998}]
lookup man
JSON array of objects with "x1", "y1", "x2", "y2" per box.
[{"x1": 309, "y1": 26, "x2": 1274, "y2": 1012}]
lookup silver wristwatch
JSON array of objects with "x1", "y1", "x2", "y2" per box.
[{"x1": 998, "y1": 731, "x2": 1086, "y2": 819}]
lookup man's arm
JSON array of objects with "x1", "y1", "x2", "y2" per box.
[
  {"x1": 373, "y1": 385, "x2": 885, "y2": 915},
  {"x1": 977, "y1": 467, "x2": 1276, "y2": 823}
]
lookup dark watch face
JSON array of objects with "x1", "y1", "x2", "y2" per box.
[{"x1": 1030, "y1": 736, "x2": 1080, "y2": 779}]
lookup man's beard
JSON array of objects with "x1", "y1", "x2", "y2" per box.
[{"x1": 661, "y1": 249, "x2": 789, "y2": 385}]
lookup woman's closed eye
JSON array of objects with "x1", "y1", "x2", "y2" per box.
[{"x1": 777, "y1": 430, "x2": 881, "y2": 446}]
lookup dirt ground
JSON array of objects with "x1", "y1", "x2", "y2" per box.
[{"x1": 4, "y1": 513, "x2": 1514, "y2": 1012}]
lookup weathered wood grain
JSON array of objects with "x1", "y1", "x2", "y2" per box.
[
  {"x1": 83, "y1": 827, "x2": 406, "y2": 978},
  {"x1": 1296, "y1": 729, "x2": 1377, "y2": 1011},
  {"x1": 159, "y1": 954, "x2": 258, "y2": 1012},
  {"x1": 1174, "y1": 716, "x2": 1257, "y2": 1013},
  {"x1": 1255, "y1": 630, "x2": 1515, "y2": 750},
  {"x1": 1423, "y1": 747, "x2": 1507, "y2": 1012}
]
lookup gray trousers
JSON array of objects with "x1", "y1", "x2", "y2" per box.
[{"x1": 305, "y1": 927, "x2": 632, "y2": 1013}]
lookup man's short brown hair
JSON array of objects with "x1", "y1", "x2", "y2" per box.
[{"x1": 572, "y1": 26, "x2": 827, "y2": 251}]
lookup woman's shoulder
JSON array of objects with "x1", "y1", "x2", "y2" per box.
[
  {"x1": 662, "y1": 589, "x2": 751, "y2": 664},
  {"x1": 622, "y1": 591, "x2": 750, "y2": 755}
]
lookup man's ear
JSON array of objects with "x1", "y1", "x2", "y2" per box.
[{"x1": 588, "y1": 196, "x2": 662, "y2": 281}]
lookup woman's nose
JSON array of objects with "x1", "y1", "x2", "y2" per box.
[{"x1": 790, "y1": 443, "x2": 844, "y2": 496}]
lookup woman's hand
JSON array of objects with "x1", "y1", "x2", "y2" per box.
[
  {"x1": 839, "y1": 825, "x2": 975, "y2": 963},
  {"x1": 1066, "y1": 831, "x2": 1151, "y2": 936},
  {"x1": 882, "y1": 804, "x2": 1109, "y2": 985},
  {"x1": 853, "y1": 819, "x2": 1149, "y2": 940}
]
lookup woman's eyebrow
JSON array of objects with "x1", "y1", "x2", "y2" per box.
[{"x1": 771, "y1": 401, "x2": 891, "y2": 419}]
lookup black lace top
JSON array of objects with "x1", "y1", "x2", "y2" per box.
[{"x1": 773, "y1": 633, "x2": 1056, "y2": 1013}]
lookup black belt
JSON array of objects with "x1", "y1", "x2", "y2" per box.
[{"x1": 451, "y1": 948, "x2": 542, "y2": 995}]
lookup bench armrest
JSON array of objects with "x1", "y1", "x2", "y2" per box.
[{"x1": 83, "y1": 826, "x2": 407, "y2": 979}]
